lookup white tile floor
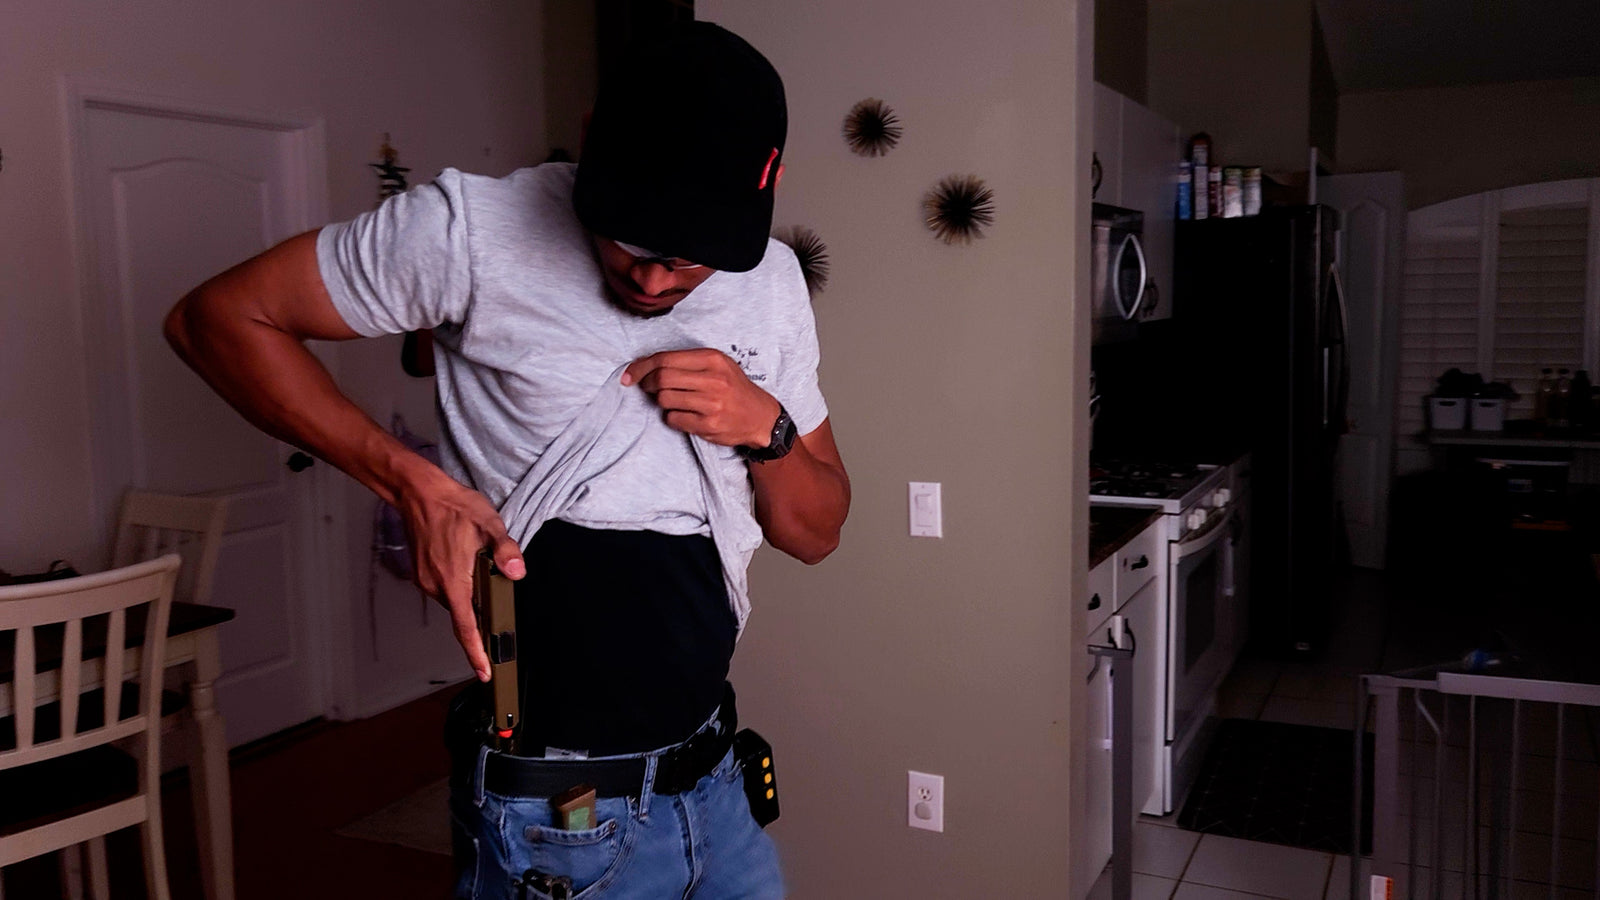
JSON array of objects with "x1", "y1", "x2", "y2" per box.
[
  {"x1": 1091, "y1": 567, "x2": 1600, "y2": 899},
  {"x1": 1088, "y1": 573, "x2": 1389, "y2": 900},
  {"x1": 1088, "y1": 823, "x2": 1350, "y2": 900}
]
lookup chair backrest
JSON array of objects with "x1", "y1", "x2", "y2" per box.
[
  {"x1": 0, "y1": 554, "x2": 180, "y2": 773},
  {"x1": 111, "y1": 490, "x2": 229, "y2": 607}
]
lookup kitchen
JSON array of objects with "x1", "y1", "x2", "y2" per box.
[{"x1": 1080, "y1": 2, "x2": 1600, "y2": 898}]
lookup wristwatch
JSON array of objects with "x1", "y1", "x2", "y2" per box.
[{"x1": 742, "y1": 406, "x2": 798, "y2": 462}]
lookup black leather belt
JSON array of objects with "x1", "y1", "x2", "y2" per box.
[{"x1": 454, "y1": 685, "x2": 738, "y2": 799}]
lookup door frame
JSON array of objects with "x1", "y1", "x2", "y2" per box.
[{"x1": 60, "y1": 77, "x2": 353, "y2": 728}]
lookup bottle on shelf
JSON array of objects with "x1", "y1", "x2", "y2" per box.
[
  {"x1": 1553, "y1": 368, "x2": 1572, "y2": 429},
  {"x1": 1570, "y1": 369, "x2": 1592, "y2": 432},
  {"x1": 1535, "y1": 368, "x2": 1554, "y2": 426},
  {"x1": 1176, "y1": 161, "x2": 1193, "y2": 220}
]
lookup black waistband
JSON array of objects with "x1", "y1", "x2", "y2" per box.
[
  {"x1": 512, "y1": 520, "x2": 736, "y2": 756},
  {"x1": 452, "y1": 683, "x2": 737, "y2": 799}
]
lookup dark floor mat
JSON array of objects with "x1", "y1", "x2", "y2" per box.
[{"x1": 1178, "y1": 718, "x2": 1372, "y2": 854}]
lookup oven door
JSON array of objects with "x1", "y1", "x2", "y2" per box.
[{"x1": 1166, "y1": 508, "x2": 1235, "y2": 745}]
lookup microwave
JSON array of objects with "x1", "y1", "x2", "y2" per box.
[{"x1": 1091, "y1": 203, "x2": 1148, "y2": 345}]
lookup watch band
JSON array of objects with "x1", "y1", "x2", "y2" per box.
[{"x1": 741, "y1": 406, "x2": 797, "y2": 462}]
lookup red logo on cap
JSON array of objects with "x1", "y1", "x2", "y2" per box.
[{"x1": 757, "y1": 148, "x2": 779, "y2": 190}]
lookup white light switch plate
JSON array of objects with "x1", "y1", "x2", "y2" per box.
[{"x1": 909, "y1": 482, "x2": 942, "y2": 538}]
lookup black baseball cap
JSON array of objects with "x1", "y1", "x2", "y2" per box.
[{"x1": 573, "y1": 22, "x2": 787, "y2": 273}]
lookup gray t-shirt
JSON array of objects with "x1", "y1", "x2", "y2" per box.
[{"x1": 316, "y1": 162, "x2": 827, "y2": 553}]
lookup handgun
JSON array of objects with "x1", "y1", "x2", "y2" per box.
[{"x1": 473, "y1": 550, "x2": 519, "y2": 752}]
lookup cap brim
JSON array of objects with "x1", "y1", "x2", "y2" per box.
[{"x1": 574, "y1": 165, "x2": 774, "y2": 273}]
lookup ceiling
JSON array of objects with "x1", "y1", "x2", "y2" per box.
[{"x1": 1315, "y1": 0, "x2": 1600, "y2": 93}]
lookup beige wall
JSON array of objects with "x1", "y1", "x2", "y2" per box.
[
  {"x1": 0, "y1": 1, "x2": 545, "y2": 677},
  {"x1": 697, "y1": 2, "x2": 1092, "y2": 896},
  {"x1": 543, "y1": 1, "x2": 597, "y2": 159},
  {"x1": 1147, "y1": 0, "x2": 1314, "y2": 173},
  {"x1": 1338, "y1": 76, "x2": 1600, "y2": 209}
]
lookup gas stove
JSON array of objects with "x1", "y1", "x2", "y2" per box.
[
  {"x1": 1089, "y1": 459, "x2": 1228, "y2": 517},
  {"x1": 1089, "y1": 454, "x2": 1248, "y2": 818}
]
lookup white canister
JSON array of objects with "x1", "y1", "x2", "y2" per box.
[
  {"x1": 1428, "y1": 397, "x2": 1467, "y2": 431},
  {"x1": 1469, "y1": 398, "x2": 1506, "y2": 432}
]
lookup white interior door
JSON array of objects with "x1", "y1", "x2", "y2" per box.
[
  {"x1": 75, "y1": 92, "x2": 329, "y2": 746},
  {"x1": 1318, "y1": 172, "x2": 1406, "y2": 570}
]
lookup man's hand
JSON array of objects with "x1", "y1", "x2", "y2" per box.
[
  {"x1": 393, "y1": 463, "x2": 526, "y2": 683},
  {"x1": 622, "y1": 348, "x2": 849, "y2": 565},
  {"x1": 622, "y1": 349, "x2": 780, "y2": 448}
]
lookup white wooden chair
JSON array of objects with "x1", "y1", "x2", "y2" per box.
[
  {"x1": 99, "y1": 490, "x2": 231, "y2": 897},
  {"x1": 111, "y1": 490, "x2": 229, "y2": 607},
  {"x1": 0, "y1": 554, "x2": 181, "y2": 900}
]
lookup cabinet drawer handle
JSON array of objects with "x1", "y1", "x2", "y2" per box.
[
  {"x1": 1088, "y1": 593, "x2": 1102, "y2": 611},
  {"x1": 1128, "y1": 555, "x2": 1149, "y2": 571}
]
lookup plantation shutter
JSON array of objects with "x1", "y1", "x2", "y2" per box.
[
  {"x1": 1397, "y1": 236, "x2": 1481, "y2": 442},
  {"x1": 1491, "y1": 204, "x2": 1589, "y2": 417}
]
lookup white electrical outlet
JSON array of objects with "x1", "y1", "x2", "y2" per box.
[{"x1": 907, "y1": 770, "x2": 944, "y2": 832}]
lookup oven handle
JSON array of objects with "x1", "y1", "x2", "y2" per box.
[{"x1": 1170, "y1": 507, "x2": 1234, "y2": 562}]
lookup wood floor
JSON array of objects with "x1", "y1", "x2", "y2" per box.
[{"x1": 4, "y1": 684, "x2": 461, "y2": 899}]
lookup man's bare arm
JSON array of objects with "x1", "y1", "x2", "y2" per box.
[
  {"x1": 747, "y1": 419, "x2": 849, "y2": 564},
  {"x1": 164, "y1": 230, "x2": 522, "y2": 680}
]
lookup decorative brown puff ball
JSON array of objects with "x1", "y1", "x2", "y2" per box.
[
  {"x1": 773, "y1": 226, "x2": 830, "y2": 296},
  {"x1": 370, "y1": 133, "x2": 410, "y2": 202},
  {"x1": 923, "y1": 175, "x2": 995, "y2": 245},
  {"x1": 842, "y1": 99, "x2": 902, "y2": 157}
]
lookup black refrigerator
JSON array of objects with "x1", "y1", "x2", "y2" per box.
[{"x1": 1167, "y1": 205, "x2": 1348, "y2": 657}]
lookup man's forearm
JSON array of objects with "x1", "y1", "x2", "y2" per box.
[{"x1": 749, "y1": 428, "x2": 849, "y2": 564}]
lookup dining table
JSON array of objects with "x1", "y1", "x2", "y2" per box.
[{"x1": 1, "y1": 600, "x2": 237, "y2": 900}]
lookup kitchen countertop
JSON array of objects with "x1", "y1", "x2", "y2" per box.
[
  {"x1": 1089, "y1": 505, "x2": 1164, "y2": 569},
  {"x1": 1424, "y1": 429, "x2": 1600, "y2": 450}
]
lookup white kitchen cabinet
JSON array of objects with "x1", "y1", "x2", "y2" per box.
[
  {"x1": 1079, "y1": 634, "x2": 1115, "y2": 899},
  {"x1": 1079, "y1": 553, "x2": 1117, "y2": 900},
  {"x1": 1082, "y1": 554, "x2": 1115, "y2": 644},
  {"x1": 1092, "y1": 83, "x2": 1182, "y2": 323},
  {"x1": 1113, "y1": 524, "x2": 1161, "y2": 612},
  {"x1": 1117, "y1": 95, "x2": 1180, "y2": 322},
  {"x1": 1119, "y1": 572, "x2": 1165, "y2": 816},
  {"x1": 1092, "y1": 82, "x2": 1124, "y2": 208},
  {"x1": 1076, "y1": 518, "x2": 1168, "y2": 897}
]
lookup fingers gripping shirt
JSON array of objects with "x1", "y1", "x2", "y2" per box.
[{"x1": 313, "y1": 163, "x2": 828, "y2": 630}]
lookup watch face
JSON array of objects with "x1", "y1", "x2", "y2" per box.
[
  {"x1": 745, "y1": 408, "x2": 796, "y2": 462},
  {"x1": 774, "y1": 411, "x2": 797, "y2": 456}
]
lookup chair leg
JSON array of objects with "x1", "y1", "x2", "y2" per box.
[
  {"x1": 141, "y1": 811, "x2": 172, "y2": 900},
  {"x1": 86, "y1": 839, "x2": 109, "y2": 900},
  {"x1": 58, "y1": 846, "x2": 86, "y2": 900}
]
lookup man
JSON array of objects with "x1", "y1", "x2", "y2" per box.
[{"x1": 165, "y1": 22, "x2": 847, "y2": 900}]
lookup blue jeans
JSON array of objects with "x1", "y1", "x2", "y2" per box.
[{"x1": 450, "y1": 743, "x2": 784, "y2": 899}]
